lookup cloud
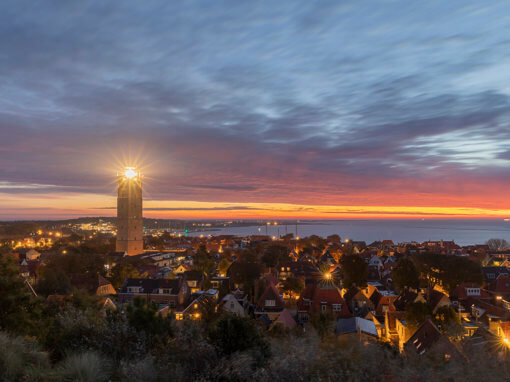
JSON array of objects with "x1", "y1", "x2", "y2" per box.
[{"x1": 1, "y1": 1, "x2": 510, "y2": 217}]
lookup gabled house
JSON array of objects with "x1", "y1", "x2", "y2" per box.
[
  {"x1": 25, "y1": 249, "x2": 41, "y2": 260},
  {"x1": 118, "y1": 278, "x2": 190, "y2": 309},
  {"x1": 297, "y1": 283, "x2": 351, "y2": 322},
  {"x1": 487, "y1": 274, "x2": 510, "y2": 299},
  {"x1": 174, "y1": 263, "x2": 192, "y2": 274},
  {"x1": 343, "y1": 287, "x2": 373, "y2": 316},
  {"x1": 19, "y1": 259, "x2": 39, "y2": 284},
  {"x1": 256, "y1": 282, "x2": 285, "y2": 320},
  {"x1": 482, "y1": 266, "x2": 510, "y2": 283},
  {"x1": 70, "y1": 274, "x2": 116, "y2": 296},
  {"x1": 384, "y1": 311, "x2": 413, "y2": 352},
  {"x1": 177, "y1": 292, "x2": 217, "y2": 320},
  {"x1": 428, "y1": 289, "x2": 450, "y2": 314},
  {"x1": 220, "y1": 293, "x2": 246, "y2": 316},
  {"x1": 370, "y1": 291, "x2": 397, "y2": 316},
  {"x1": 183, "y1": 270, "x2": 204, "y2": 293},
  {"x1": 271, "y1": 309, "x2": 297, "y2": 330},
  {"x1": 394, "y1": 289, "x2": 426, "y2": 311},
  {"x1": 450, "y1": 283, "x2": 490, "y2": 301},
  {"x1": 404, "y1": 319, "x2": 462, "y2": 361}
]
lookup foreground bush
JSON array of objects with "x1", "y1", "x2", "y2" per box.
[{"x1": 0, "y1": 332, "x2": 51, "y2": 382}]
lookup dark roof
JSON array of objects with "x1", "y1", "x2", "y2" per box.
[
  {"x1": 343, "y1": 287, "x2": 362, "y2": 304},
  {"x1": 256, "y1": 282, "x2": 284, "y2": 311},
  {"x1": 183, "y1": 270, "x2": 204, "y2": 281},
  {"x1": 482, "y1": 266, "x2": 510, "y2": 281},
  {"x1": 336, "y1": 317, "x2": 357, "y2": 334},
  {"x1": 394, "y1": 290, "x2": 418, "y2": 311},
  {"x1": 121, "y1": 278, "x2": 182, "y2": 294},
  {"x1": 405, "y1": 319, "x2": 442, "y2": 355},
  {"x1": 69, "y1": 274, "x2": 112, "y2": 294},
  {"x1": 428, "y1": 289, "x2": 447, "y2": 309}
]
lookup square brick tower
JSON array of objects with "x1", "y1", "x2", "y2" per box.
[{"x1": 116, "y1": 167, "x2": 143, "y2": 256}]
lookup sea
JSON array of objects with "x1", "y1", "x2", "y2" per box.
[{"x1": 187, "y1": 219, "x2": 510, "y2": 246}]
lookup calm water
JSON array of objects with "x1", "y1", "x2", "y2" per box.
[{"x1": 188, "y1": 219, "x2": 510, "y2": 246}]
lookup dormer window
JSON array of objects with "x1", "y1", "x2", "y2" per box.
[{"x1": 265, "y1": 299, "x2": 275, "y2": 307}]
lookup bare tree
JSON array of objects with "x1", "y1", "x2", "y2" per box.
[{"x1": 486, "y1": 238, "x2": 510, "y2": 252}]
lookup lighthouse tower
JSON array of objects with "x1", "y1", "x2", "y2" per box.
[{"x1": 116, "y1": 167, "x2": 143, "y2": 256}]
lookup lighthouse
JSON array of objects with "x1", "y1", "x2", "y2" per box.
[{"x1": 116, "y1": 167, "x2": 143, "y2": 256}]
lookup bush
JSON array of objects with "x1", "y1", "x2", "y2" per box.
[
  {"x1": 55, "y1": 352, "x2": 110, "y2": 382},
  {"x1": 0, "y1": 332, "x2": 51, "y2": 382},
  {"x1": 208, "y1": 314, "x2": 270, "y2": 361}
]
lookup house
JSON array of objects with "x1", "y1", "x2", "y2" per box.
[
  {"x1": 174, "y1": 263, "x2": 192, "y2": 274},
  {"x1": 462, "y1": 327, "x2": 501, "y2": 356},
  {"x1": 469, "y1": 298, "x2": 507, "y2": 323},
  {"x1": 220, "y1": 293, "x2": 246, "y2": 316},
  {"x1": 271, "y1": 309, "x2": 297, "y2": 330},
  {"x1": 370, "y1": 291, "x2": 397, "y2": 316},
  {"x1": 183, "y1": 270, "x2": 204, "y2": 293},
  {"x1": 25, "y1": 249, "x2": 41, "y2": 260},
  {"x1": 489, "y1": 320, "x2": 510, "y2": 344},
  {"x1": 343, "y1": 287, "x2": 373, "y2": 316},
  {"x1": 297, "y1": 283, "x2": 351, "y2": 322},
  {"x1": 394, "y1": 289, "x2": 426, "y2": 311},
  {"x1": 336, "y1": 317, "x2": 378, "y2": 338},
  {"x1": 69, "y1": 274, "x2": 117, "y2": 296},
  {"x1": 118, "y1": 278, "x2": 190, "y2": 308},
  {"x1": 404, "y1": 319, "x2": 462, "y2": 361},
  {"x1": 427, "y1": 289, "x2": 450, "y2": 314},
  {"x1": 97, "y1": 297, "x2": 117, "y2": 316},
  {"x1": 277, "y1": 261, "x2": 321, "y2": 284},
  {"x1": 256, "y1": 282, "x2": 285, "y2": 320},
  {"x1": 451, "y1": 283, "x2": 490, "y2": 301},
  {"x1": 482, "y1": 266, "x2": 510, "y2": 283},
  {"x1": 487, "y1": 274, "x2": 510, "y2": 300},
  {"x1": 19, "y1": 259, "x2": 39, "y2": 284},
  {"x1": 384, "y1": 311, "x2": 413, "y2": 352},
  {"x1": 177, "y1": 291, "x2": 217, "y2": 320}
]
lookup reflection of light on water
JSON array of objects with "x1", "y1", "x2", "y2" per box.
[
  {"x1": 504, "y1": 218, "x2": 510, "y2": 222},
  {"x1": 258, "y1": 227, "x2": 261, "y2": 232}
]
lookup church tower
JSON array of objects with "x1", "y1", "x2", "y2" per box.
[{"x1": 116, "y1": 167, "x2": 143, "y2": 256}]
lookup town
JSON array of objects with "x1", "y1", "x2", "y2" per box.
[{"x1": 1, "y1": 218, "x2": 509, "y2": 380}]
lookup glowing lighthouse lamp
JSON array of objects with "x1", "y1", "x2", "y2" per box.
[{"x1": 124, "y1": 167, "x2": 138, "y2": 179}]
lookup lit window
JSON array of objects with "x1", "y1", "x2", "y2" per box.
[
  {"x1": 321, "y1": 304, "x2": 327, "y2": 312},
  {"x1": 332, "y1": 304, "x2": 342, "y2": 312},
  {"x1": 265, "y1": 299, "x2": 275, "y2": 307}
]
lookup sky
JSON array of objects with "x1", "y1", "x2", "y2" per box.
[{"x1": 1, "y1": 1, "x2": 510, "y2": 220}]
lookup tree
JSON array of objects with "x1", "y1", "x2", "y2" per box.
[
  {"x1": 486, "y1": 238, "x2": 509, "y2": 252},
  {"x1": 217, "y1": 258, "x2": 232, "y2": 277},
  {"x1": 208, "y1": 314, "x2": 270, "y2": 359},
  {"x1": 110, "y1": 262, "x2": 141, "y2": 289},
  {"x1": 311, "y1": 311, "x2": 335, "y2": 339},
  {"x1": 392, "y1": 257, "x2": 419, "y2": 291},
  {"x1": 281, "y1": 277, "x2": 304, "y2": 299},
  {"x1": 318, "y1": 262, "x2": 332, "y2": 274},
  {"x1": 0, "y1": 255, "x2": 32, "y2": 333},
  {"x1": 326, "y1": 234, "x2": 341, "y2": 243},
  {"x1": 229, "y1": 261, "x2": 263, "y2": 298},
  {"x1": 192, "y1": 245, "x2": 215, "y2": 276},
  {"x1": 433, "y1": 306, "x2": 462, "y2": 337},
  {"x1": 414, "y1": 253, "x2": 483, "y2": 292},
  {"x1": 261, "y1": 244, "x2": 291, "y2": 268},
  {"x1": 36, "y1": 268, "x2": 72, "y2": 295},
  {"x1": 339, "y1": 254, "x2": 367, "y2": 288}
]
